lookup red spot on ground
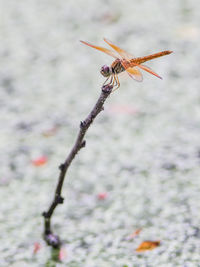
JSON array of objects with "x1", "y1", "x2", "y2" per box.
[
  {"x1": 97, "y1": 192, "x2": 108, "y2": 200},
  {"x1": 33, "y1": 242, "x2": 41, "y2": 254},
  {"x1": 32, "y1": 156, "x2": 48, "y2": 166},
  {"x1": 59, "y1": 247, "x2": 67, "y2": 261},
  {"x1": 108, "y1": 104, "x2": 138, "y2": 115}
]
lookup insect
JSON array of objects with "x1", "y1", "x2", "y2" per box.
[{"x1": 80, "y1": 38, "x2": 172, "y2": 91}]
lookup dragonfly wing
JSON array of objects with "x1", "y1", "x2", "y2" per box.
[
  {"x1": 80, "y1": 40, "x2": 118, "y2": 59},
  {"x1": 104, "y1": 38, "x2": 134, "y2": 60},
  {"x1": 131, "y1": 63, "x2": 162, "y2": 79},
  {"x1": 126, "y1": 67, "x2": 143, "y2": 82},
  {"x1": 120, "y1": 58, "x2": 143, "y2": 82}
]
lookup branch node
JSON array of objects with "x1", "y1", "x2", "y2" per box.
[
  {"x1": 42, "y1": 211, "x2": 47, "y2": 218},
  {"x1": 56, "y1": 195, "x2": 64, "y2": 204},
  {"x1": 59, "y1": 163, "x2": 65, "y2": 171},
  {"x1": 91, "y1": 113, "x2": 95, "y2": 119},
  {"x1": 44, "y1": 232, "x2": 61, "y2": 248},
  {"x1": 80, "y1": 121, "x2": 86, "y2": 128},
  {"x1": 80, "y1": 140, "x2": 86, "y2": 148}
]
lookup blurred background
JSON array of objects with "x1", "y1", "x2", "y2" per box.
[{"x1": 1, "y1": 0, "x2": 200, "y2": 266}]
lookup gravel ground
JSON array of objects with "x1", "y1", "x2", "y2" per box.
[{"x1": 1, "y1": 0, "x2": 200, "y2": 266}]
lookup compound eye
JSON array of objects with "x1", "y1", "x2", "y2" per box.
[{"x1": 101, "y1": 65, "x2": 110, "y2": 74}]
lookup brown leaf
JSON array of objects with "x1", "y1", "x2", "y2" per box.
[
  {"x1": 136, "y1": 240, "x2": 160, "y2": 252},
  {"x1": 42, "y1": 127, "x2": 58, "y2": 137}
]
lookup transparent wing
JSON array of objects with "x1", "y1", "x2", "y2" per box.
[
  {"x1": 136, "y1": 64, "x2": 162, "y2": 79},
  {"x1": 128, "y1": 59, "x2": 162, "y2": 79},
  {"x1": 104, "y1": 38, "x2": 135, "y2": 60},
  {"x1": 80, "y1": 40, "x2": 118, "y2": 59},
  {"x1": 126, "y1": 67, "x2": 143, "y2": 82},
  {"x1": 103, "y1": 38, "x2": 144, "y2": 82},
  {"x1": 104, "y1": 38, "x2": 163, "y2": 80},
  {"x1": 119, "y1": 58, "x2": 143, "y2": 82}
]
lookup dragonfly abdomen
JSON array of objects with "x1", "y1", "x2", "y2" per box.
[{"x1": 131, "y1": 50, "x2": 172, "y2": 65}]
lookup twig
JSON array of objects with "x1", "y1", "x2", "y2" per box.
[{"x1": 42, "y1": 84, "x2": 113, "y2": 248}]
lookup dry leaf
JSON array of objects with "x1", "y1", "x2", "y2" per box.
[
  {"x1": 136, "y1": 240, "x2": 160, "y2": 252},
  {"x1": 42, "y1": 127, "x2": 58, "y2": 137}
]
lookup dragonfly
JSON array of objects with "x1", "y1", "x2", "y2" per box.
[{"x1": 80, "y1": 38, "x2": 172, "y2": 91}]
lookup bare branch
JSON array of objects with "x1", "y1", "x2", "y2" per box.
[{"x1": 42, "y1": 84, "x2": 113, "y2": 248}]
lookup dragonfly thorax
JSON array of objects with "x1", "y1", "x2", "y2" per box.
[
  {"x1": 100, "y1": 65, "x2": 112, "y2": 77},
  {"x1": 111, "y1": 59, "x2": 125, "y2": 74}
]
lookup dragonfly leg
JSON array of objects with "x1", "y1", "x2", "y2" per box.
[
  {"x1": 115, "y1": 75, "x2": 120, "y2": 89},
  {"x1": 112, "y1": 75, "x2": 116, "y2": 86},
  {"x1": 103, "y1": 76, "x2": 110, "y2": 86},
  {"x1": 103, "y1": 75, "x2": 113, "y2": 88},
  {"x1": 103, "y1": 75, "x2": 118, "y2": 92},
  {"x1": 109, "y1": 75, "x2": 113, "y2": 85},
  {"x1": 111, "y1": 75, "x2": 120, "y2": 92}
]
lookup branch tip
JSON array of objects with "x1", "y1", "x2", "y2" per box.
[{"x1": 102, "y1": 84, "x2": 113, "y2": 93}]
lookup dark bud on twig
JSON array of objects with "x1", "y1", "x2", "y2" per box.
[
  {"x1": 44, "y1": 233, "x2": 61, "y2": 248},
  {"x1": 59, "y1": 163, "x2": 65, "y2": 171},
  {"x1": 91, "y1": 113, "x2": 96, "y2": 119},
  {"x1": 56, "y1": 195, "x2": 64, "y2": 204},
  {"x1": 80, "y1": 121, "x2": 86, "y2": 128},
  {"x1": 80, "y1": 140, "x2": 86, "y2": 148},
  {"x1": 42, "y1": 211, "x2": 47, "y2": 218}
]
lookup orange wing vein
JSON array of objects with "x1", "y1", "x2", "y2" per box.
[
  {"x1": 126, "y1": 67, "x2": 143, "y2": 82},
  {"x1": 80, "y1": 40, "x2": 118, "y2": 59},
  {"x1": 104, "y1": 38, "x2": 162, "y2": 79},
  {"x1": 133, "y1": 64, "x2": 162, "y2": 79},
  {"x1": 104, "y1": 38, "x2": 143, "y2": 81},
  {"x1": 104, "y1": 38, "x2": 133, "y2": 60}
]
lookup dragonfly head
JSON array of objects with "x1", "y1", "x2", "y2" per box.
[{"x1": 100, "y1": 65, "x2": 112, "y2": 77}]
